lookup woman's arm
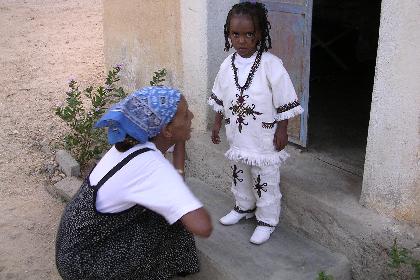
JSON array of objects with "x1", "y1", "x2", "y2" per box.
[{"x1": 180, "y1": 207, "x2": 213, "y2": 238}]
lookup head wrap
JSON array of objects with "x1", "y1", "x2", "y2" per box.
[{"x1": 95, "y1": 86, "x2": 181, "y2": 145}]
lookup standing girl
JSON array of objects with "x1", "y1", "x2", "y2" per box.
[{"x1": 208, "y1": 2, "x2": 303, "y2": 244}]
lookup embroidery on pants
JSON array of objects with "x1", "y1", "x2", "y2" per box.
[
  {"x1": 231, "y1": 164, "x2": 243, "y2": 186},
  {"x1": 234, "y1": 205, "x2": 255, "y2": 214},
  {"x1": 253, "y1": 174, "x2": 268, "y2": 198},
  {"x1": 257, "y1": 220, "x2": 274, "y2": 227}
]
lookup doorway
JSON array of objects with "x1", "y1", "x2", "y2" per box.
[{"x1": 308, "y1": 0, "x2": 382, "y2": 175}]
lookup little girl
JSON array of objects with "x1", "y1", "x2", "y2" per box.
[{"x1": 208, "y1": 1, "x2": 303, "y2": 244}]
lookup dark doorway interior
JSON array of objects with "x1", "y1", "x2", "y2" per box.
[{"x1": 308, "y1": 0, "x2": 382, "y2": 175}]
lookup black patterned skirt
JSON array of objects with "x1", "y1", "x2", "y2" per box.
[{"x1": 56, "y1": 180, "x2": 200, "y2": 280}]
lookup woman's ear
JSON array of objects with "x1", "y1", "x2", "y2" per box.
[{"x1": 161, "y1": 124, "x2": 173, "y2": 139}]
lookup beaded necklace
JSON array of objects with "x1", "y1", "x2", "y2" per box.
[
  {"x1": 228, "y1": 51, "x2": 263, "y2": 133},
  {"x1": 231, "y1": 50, "x2": 262, "y2": 93}
]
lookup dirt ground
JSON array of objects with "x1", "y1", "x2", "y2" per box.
[{"x1": 0, "y1": 1, "x2": 104, "y2": 279}]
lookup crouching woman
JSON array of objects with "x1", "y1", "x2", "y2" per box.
[{"x1": 56, "y1": 86, "x2": 212, "y2": 280}]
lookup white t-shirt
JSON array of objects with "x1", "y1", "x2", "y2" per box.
[
  {"x1": 89, "y1": 142, "x2": 202, "y2": 225},
  {"x1": 208, "y1": 51, "x2": 304, "y2": 167}
]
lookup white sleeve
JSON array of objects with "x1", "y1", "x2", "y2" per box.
[
  {"x1": 208, "y1": 68, "x2": 225, "y2": 113},
  {"x1": 126, "y1": 161, "x2": 203, "y2": 225},
  {"x1": 208, "y1": 56, "x2": 231, "y2": 114},
  {"x1": 268, "y1": 56, "x2": 304, "y2": 121}
]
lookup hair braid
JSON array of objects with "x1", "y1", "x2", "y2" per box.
[{"x1": 224, "y1": 1, "x2": 272, "y2": 52}]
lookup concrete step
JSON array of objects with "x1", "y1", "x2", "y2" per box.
[{"x1": 184, "y1": 177, "x2": 352, "y2": 280}]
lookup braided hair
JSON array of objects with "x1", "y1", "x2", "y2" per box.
[{"x1": 224, "y1": 1, "x2": 272, "y2": 52}]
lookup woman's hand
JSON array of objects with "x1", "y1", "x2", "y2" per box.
[
  {"x1": 273, "y1": 119, "x2": 288, "y2": 151},
  {"x1": 211, "y1": 113, "x2": 223, "y2": 144}
]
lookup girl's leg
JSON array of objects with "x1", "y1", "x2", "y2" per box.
[
  {"x1": 231, "y1": 162, "x2": 256, "y2": 211},
  {"x1": 220, "y1": 162, "x2": 256, "y2": 225},
  {"x1": 250, "y1": 164, "x2": 281, "y2": 225},
  {"x1": 249, "y1": 164, "x2": 281, "y2": 244}
]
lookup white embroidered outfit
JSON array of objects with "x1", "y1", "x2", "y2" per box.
[{"x1": 208, "y1": 51, "x2": 303, "y2": 227}]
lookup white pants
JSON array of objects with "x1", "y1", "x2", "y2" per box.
[{"x1": 230, "y1": 161, "x2": 282, "y2": 226}]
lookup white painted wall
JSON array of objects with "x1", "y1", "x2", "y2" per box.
[
  {"x1": 180, "y1": 0, "x2": 237, "y2": 132},
  {"x1": 361, "y1": 0, "x2": 420, "y2": 223}
]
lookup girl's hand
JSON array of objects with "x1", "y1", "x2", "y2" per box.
[{"x1": 273, "y1": 119, "x2": 288, "y2": 151}]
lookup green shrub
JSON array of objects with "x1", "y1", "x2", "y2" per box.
[
  {"x1": 316, "y1": 271, "x2": 334, "y2": 280},
  {"x1": 56, "y1": 66, "x2": 166, "y2": 166},
  {"x1": 388, "y1": 238, "x2": 420, "y2": 280},
  {"x1": 150, "y1": 68, "x2": 167, "y2": 86}
]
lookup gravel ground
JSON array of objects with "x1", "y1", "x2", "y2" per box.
[{"x1": 0, "y1": 1, "x2": 104, "y2": 279}]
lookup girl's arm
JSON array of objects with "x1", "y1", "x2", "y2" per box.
[
  {"x1": 273, "y1": 119, "x2": 288, "y2": 151},
  {"x1": 211, "y1": 112, "x2": 223, "y2": 144},
  {"x1": 172, "y1": 141, "x2": 186, "y2": 176},
  {"x1": 180, "y1": 207, "x2": 213, "y2": 237}
]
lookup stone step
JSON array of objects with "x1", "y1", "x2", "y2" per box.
[
  {"x1": 45, "y1": 176, "x2": 351, "y2": 279},
  {"x1": 184, "y1": 177, "x2": 352, "y2": 280}
]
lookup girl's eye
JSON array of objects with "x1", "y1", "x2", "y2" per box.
[
  {"x1": 246, "y1": 32, "x2": 255, "y2": 38},
  {"x1": 232, "y1": 32, "x2": 239, "y2": 38}
]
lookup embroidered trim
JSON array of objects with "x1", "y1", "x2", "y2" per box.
[
  {"x1": 253, "y1": 174, "x2": 268, "y2": 198},
  {"x1": 231, "y1": 51, "x2": 262, "y2": 93},
  {"x1": 233, "y1": 206, "x2": 256, "y2": 214},
  {"x1": 262, "y1": 121, "x2": 276, "y2": 129},
  {"x1": 231, "y1": 164, "x2": 243, "y2": 186},
  {"x1": 274, "y1": 105, "x2": 304, "y2": 121},
  {"x1": 257, "y1": 220, "x2": 275, "y2": 227},
  {"x1": 225, "y1": 118, "x2": 230, "y2": 124},
  {"x1": 276, "y1": 100, "x2": 300, "y2": 113},
  {"x1": 210, "y1": 93, "x2": 223, "y2": 106},
  {"x1": 207, "y1": 98, "x2": 224, "y2": 113}
]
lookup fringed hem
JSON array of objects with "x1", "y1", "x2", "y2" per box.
[
  {"x1": 274, "y1": 105, "x2": 304, "y2": 121},
  {"x1": 225, "y1": 148, "x2": 289, "y2": 167},
  {"x1": 207, "y1": 98, "x2": 224, "y2": 113}
]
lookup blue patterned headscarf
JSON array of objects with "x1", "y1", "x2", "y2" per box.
[{"x1": 95, "y1": 86, "x2": 181, "y2": 145}]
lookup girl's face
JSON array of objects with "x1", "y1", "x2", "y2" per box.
[{"x1": 229, "y1": 14, "x2": 261, "y2": 58}]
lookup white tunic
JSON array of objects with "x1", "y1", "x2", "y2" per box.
[
  {"x1": 208, "y1": 51, "x2": 304, "y2": 167},
  {"x1": 90, "y1": 142, "x2": 203, "y2": 225}
]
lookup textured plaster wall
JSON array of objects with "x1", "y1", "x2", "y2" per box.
[
  {"x1": 206, "y1": 0, "x2": 237, "y2": 130},
  {"x1": 102, "y1": 0, "x2": 183, "y2": 92},
  {"x1": 361, "y1": 0, "x2": 420, "y2": 224},
  {"x1": 179, "y1": 0, "x2": 208, "y2": 131},
  {"x1": 180, "y1": 0, "x2": 237, "y2": 132}
]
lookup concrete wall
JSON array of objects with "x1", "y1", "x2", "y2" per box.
[
  {"x1": 103, "y1": 0, "x2": 183, "y2": 92},
  {"x1": 361, "y1": 0, "x2": 420, "y2": 224}
]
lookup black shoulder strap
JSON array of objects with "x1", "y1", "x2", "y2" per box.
[{"x1": 95, "y1": 147, "x2": 153, "y2": 188}]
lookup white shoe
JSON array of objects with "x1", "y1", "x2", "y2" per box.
[
  {"x1": 250, "y1": 226, "x2": 275, "y2": 245},
  {"x1": 219, "y1": 210, "x2": 255, "y2": 225}
]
